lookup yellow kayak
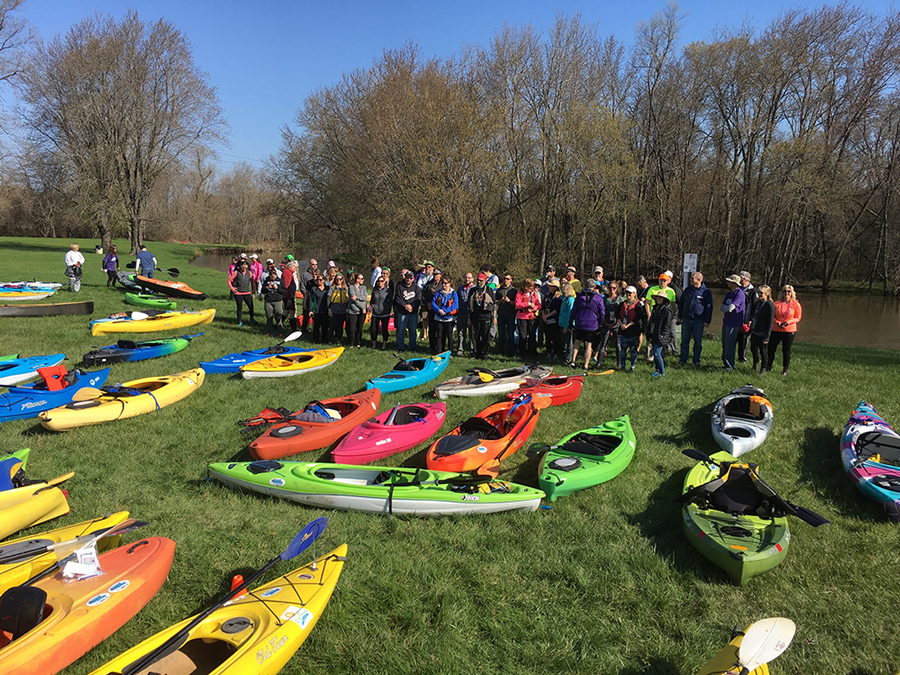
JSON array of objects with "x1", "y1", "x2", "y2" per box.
[
  {"x1": 39, "y1": 369, "x2": 205, "y2": 431},
  {"x1": 88, "y1": 544, "x2": 347, "y2": 675},
  {"x1": 697, "y1": 624, "x2": 769, "y2": 674},
  {"x1": 240, "y1": 347, "x2": 344, "y2": 379},
  {"x1": 0, "y1": 474, "x2": 72, "y2": 539},
  {"x1": 0, "y1": 511, "x2": 128, "y2": 593},
  {"x1": 90, "y1": 309, "x2": 215, "y2": 335}
]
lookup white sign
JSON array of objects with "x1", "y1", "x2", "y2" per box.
[{"x1": 683, "y1": 254, "x2": 698, "y2": 289}]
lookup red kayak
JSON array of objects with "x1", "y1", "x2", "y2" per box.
[
  {"x1": 135, "y1": 275, "x2": 206, "y2": 301},
  {"x1": 250, "y1": 389, "x2": 381, "y2": 460},
  {"x1": 332, "y1": 402, "x2": 446, "y2": 464},
  {"x1": 506, "y1": 374, "x2": 584, "y2": 406}
]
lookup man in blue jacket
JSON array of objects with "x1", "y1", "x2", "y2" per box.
[{"x1": 677, "y1": 272, "x2": 713, "y2": 366}]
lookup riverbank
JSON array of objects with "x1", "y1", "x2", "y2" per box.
[{"x1": 2, "y1": 236, "x2": 900, "y2": 674}]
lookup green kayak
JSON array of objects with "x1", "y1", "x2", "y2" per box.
[
  {"x1": 208, "y1": 460, "x2": 545, "y2": 516},
  {"x1": 537, "y1": 415, "x2": 636, "y2": 501},
  {"x1": 680, "y1": 451, "x2": 789, "y2": 585},
  {"x1": 124, "y1": 293, "x2": 178, "y2": 310},
  {"x1": 0, "y1": 354, "x2": 18, "y2": 361},
  {"x1": 0, "y1": 448, "x2": 30, "y2": 490}
]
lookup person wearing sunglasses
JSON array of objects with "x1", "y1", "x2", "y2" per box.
[{"x1": 768, "y1": 285, "x2": 802, "y2": 376}]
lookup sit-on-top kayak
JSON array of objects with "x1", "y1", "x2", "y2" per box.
[
  {"x1": 209, "y1": 460, "x2": 545, "y2": 516},
  {"x1": 0, "y1": 290, "x2": 55, "y2": 301},
  {"x1": 82, "y1": 333, "x2": 202, "y2": 367},
  {"x1": 507, "y1": 374, "x2": 584, "y2": 406},
  {"x1": 840, "y1": 401, "x2": 900, "y2": 520},
  {"x1": 332, "y1": 402, "x2": 446, "y2": 464},
  {"x1": 39, "y1": 368, "x2": 205, "y2": 431},
  {"x1": 434, "y1": 365, "x2": 552, "y2": 399},
  {"x1": 86, "y1": 544, "x2": 346, "y2": 675},
  {"x1": 426, "y1": 396, "x2": 543, "y2": 474},
  {"x1": 0, "y1": 473, "x2": 73, "y2": 539},
  {"x1": 135, "y1": 274, "x2": 207, "y2": 300},
  {"x1": 115, "y1": 271, "x2": 142, "y2": 291},
  {"x1": 537, "y1": 415, "x2": 636, "y2": 501},
  {"x1": 0, "y1": 448, "x2": 29, "y2": 491},
  {"x1": 0, "y1": 354, "x2": 66, "y2": 387},
  {"x1": 366, "y1": 351, "x2": 451, "y2": 393},
  {"x1": 0, "y1": 367, "x2": 110, "y2": 423},
  {"x1": 711, "y1": 385, "x2": 773, "y2": 457},
  {"x1": 123, "y1": 292, "x2": 178, "y2": 310},
  {"x1": 0, "y1": 537, "x2": 175, "y2": 675},
  {"x1": 250, "y1": 389, "x2": 381, "y2": 460},
  {"x1": 200, "y1": 344, "x2": 316, "y2": 374},
  {"x1": 0, "y1": 281, "x2": 63, "y2": 291},
  {"x1": 90, "y1": 308, "x2": 215, "y2": 335},
  {"x1": 240, "y1": 347, "x2": 343, "y2": 378}
]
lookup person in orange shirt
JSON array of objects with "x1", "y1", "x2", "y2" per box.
[{"x1": 767, "y1": 284, "x2": 802, "y2": 376}]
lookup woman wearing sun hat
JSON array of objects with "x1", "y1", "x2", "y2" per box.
[{"x1": 720, "y1": 273, "x2": 746, "y2": 371}]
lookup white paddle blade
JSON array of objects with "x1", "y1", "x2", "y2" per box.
[
  {"x1": 283, "y1": 330, "x2": 302, "y2": 342},
  {"x1": 738, "y1": 617, "x2": 796, "y2": 672},
  {"x1": 130, "y1": 311, "x2": 149, "y2": 320}
]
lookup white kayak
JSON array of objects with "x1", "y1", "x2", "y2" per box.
[
  {"x1": 710, "y1": 384, "x2": 773, "y2": 457},
  {"x1": 434, "y1": 366, "x2": 552, "y2": 400}
]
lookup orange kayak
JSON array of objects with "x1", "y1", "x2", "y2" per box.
[
  {"x1": 0, "y1": 536, "x2": 175, "y2": 675},
  {"x1": 426, "y1": 397, "x2": 543, "y2": 474},
  {"x1": 135, "y1": 275, "x2": 206, "y2": 300},
  {"x1": 250, "y1": 389, "x2": 382, "y2": 460},
  {"x1": 506, "y1": 374, "x2": 584, "y2": 406}
]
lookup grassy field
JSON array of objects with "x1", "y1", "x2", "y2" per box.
[{"x1": 1, "y1": 236, "x2": 898, "y2": 675}]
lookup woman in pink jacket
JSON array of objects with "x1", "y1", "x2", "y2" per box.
[
  {"x1": 515, "y1": 278, "x2": 542, "y2": 358},
  {"x1": 767, "y1": 284, "x2": 802, "y2": 376}
]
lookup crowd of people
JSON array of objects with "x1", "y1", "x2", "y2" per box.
[{"x1": 236, "y1": 253, "x2": 804, "y2": 378}]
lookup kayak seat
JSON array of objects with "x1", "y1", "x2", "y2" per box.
[
  {"x1": 116, "y1": 340, "x2": 139, "y2": 350},
  {"x1": 394, "y1": 360, "x2": 422, "y2": 372},
  {"x1": 0, "y1": 586, "x2": 48, "y2": 643},
  {"x1": 247, "y1": 460, "x2": 283, "y2": 474},
  {"x1": 434, "y1": 434, "x2": 482, "y2": 456},
  {"x1": 390, "y1": 406, "x2": 428, "y2": 425},
  {"x1": 36, "y1": 365, "x2": 68, "y2": 392},
  {"x1": 709, "y1": 469, "x2": 763, "y2": 515},
  {"x1": 562, "y1": 433, "x2": 620, "y2": 456},
  {"x1": 260, "y1": 346, "x2": 290, "y2": 355},
  {"x1": 857, "y1": 432, "x2": 900, "y2": 464},
  {"x1": 458, "y1": 417, "x2": 503, "y2": 440}
]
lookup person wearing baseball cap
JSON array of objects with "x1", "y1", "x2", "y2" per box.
[
  {"x1": 564, "y1": 265, "x2": 581, "y2": 294},
  {"x1": 394, "y1": 269, "x2": 422, "y2": 352},
  {"x1": 720, "y1": 274, "x2": 746, "y2": 371},
  {"x1": 648, "y1": 289, "x2": 675, "y2": 377},
  {"x1": 643, "y1": 271, "x2": 676, "y2": 360},
  {"x1": 736, "y1": 270, "x2": 757, "y2": 364},
  {"x1": 468, "y1": 271, "x2": 496, "y2": 359}
]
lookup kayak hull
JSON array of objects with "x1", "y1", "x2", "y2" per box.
[
  {"x1": 123, "y1": 292, "x2": 178, "y2": 310},
  {"x1": 0, "y1": 480, "x2": 71, "y2": 539},
  {"x1": 201, "y1": 345, "x2": 316, "y2": 374},
  {"x1": 507, "y1": 374, "x2": 584, "y2": 406},
  {"x1": 711, "y1": 385, "x2": 773, "y2": 457},
  {"x1": 366, "y1": 351, "x2": 451, "y2": 393},
  {"x1": 90, "y1": 308, "x2": 215, "y2": 335},
  {"x1": 840, "y1": 401, "x2": 900, "y2": 519},
  {"x1": 82, "y1": 334, "x2": 200, "y2": 367},
  {"x1": 135, "y1": 274, "x2": 207, "y2": 300},
  {"x1": 434, "y1": 366, "x2": 552, "y2": 399},
  {"x1": 0, "y1": 368, "x2": 111, "y2": 423},
  {"x1": 0, "y1": 354, "x2": 66, "y2": 386},
  {"x1": 332, "y1": 402, "x2": 447, "y2": 464}
]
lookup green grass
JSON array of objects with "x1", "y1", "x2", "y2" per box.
[{"x1": 1, "y1": 235, "x2": 898, "y2": 674}]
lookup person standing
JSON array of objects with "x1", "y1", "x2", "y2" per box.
[
  {"x1": 494, "y1": 272, "x2": 517, "y2": 357},
  {"x1": 540, "y1": 279, "x2": 562, "y2": 359},
  {"x1": 564, "y1": 265, "x2": 581, "y2": 293},
  {"x1": 649, "y1": 292, "x2": 675, "y2": 377},
  {"x1": 101, "y1": 245, "x2": 119, "y2": 288},
  {"x1": 430, "y1": 276, "x2": 459, "y2": 354},
  {"x1": 455, "y1": 272, "x2": 475, "y2": 356},
  {"x1": 327, "y1": 273, "x2": 349, "y2": 344},
  {"x1": 259, "y1": 259, "x2": 282, "y2": 296},
  {"x1": 262, "y1": 270, "x2": 285, "y2": 335},
  {"x1": 423, "y1": 269, "x2": 443, "y2": 353},
  {"x1": 617, "y1": 286, "x2": 643, "y2": 372},
  {"x1": 394, "y1": 270, "x2": 422, "y2": 352},
  {"x1": 346, "y1": 273, "x2": 368, "y2": 348},
  {"x1": 644, "y1": 271, "x2": 676, "y2": 360},
  {"x1": 228, "y1": 259, "x2": 256, "y2": 327},
  {"x1": 571, "y1": 279, "x2": 604, "y2": 370},
  {"x1": 676, "y1": 272, "x2": 713, "y2": 366},
  {"x1": 737, "y1": 270, "x2": 757, "y2": 363},
  {"x1": 768, "y1": 285, "x2": 802, "y2": 376},
  {"x1": 416, "y1": 261, "x2": 435, "y2": 342},
  {"x1": 750, "y1": 285, "x2": 775, "y2": 374},
  {"x1": 720, "y1": 274, "x2": 746, "y2": 371},
  {"x1": 299, "y1": 258, "x2": 318, "y2": 330},
  {"x1": 468, "y1": 272, "x2": 496, "y2": 359},
  {"x1": 64, "y1": 243, "x2": 85, "y2": 292},
  {"x1": 558, "y1": 280, "x2": 576, "y2": 366},
  {"x1": 370, "y1": 258, "x2": 383, "y2": 288},
  {"x1": 282, "y1": 260, "x2": 298, "y2": 332},
  {"x1": 249, "y1": 254, "x2": 264, "y2": 297},
  {"x1": 515, "y1": 279, "x2": 541, "y2": 358},
  {"x1": 135, "y1": 244, "x2": 157, "y2": 278},
  {"x1": 536, "y1": 265, "x2": 557, "y2": 353},
  {"x1": 369, "y1": 275, "x2": 392, "y2": 349},
  {"x1": 308, "y1": 275, "x2": 329, "y2": 343}
]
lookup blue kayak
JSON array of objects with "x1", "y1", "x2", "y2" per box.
[
  {"x1": 0, "y1": 448, "x2": 30, "y2": 490},
  {"x1": 0, "y1": 368, "x2": 110, "y2": 423},
  {"x1": 199, "y1": 344, "x2": 316, "y2": 374},
  {"x1": 83, "y1": 333, "x2": 202, "y2": 367},
  {"x1": 366, "y1": 351, "x2": 451, "y2": 393},
  {"x1": 0, "y1": 354, "x2": 66, "y2": 387}
]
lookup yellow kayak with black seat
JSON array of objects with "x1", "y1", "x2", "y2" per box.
[
  {"x1": 240, "y1": 348, "x2": 343, "y2": 379},
  {"x1": 38, "y1": 368, "x2": 205, "y2": 431}
]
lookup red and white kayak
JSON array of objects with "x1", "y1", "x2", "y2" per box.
[
  {"x1": 506, "y1": 374, "x2": 584, "y2": 406},
  {"x1": 332, "y1": 402, "x2": 447, "y2": 464}
]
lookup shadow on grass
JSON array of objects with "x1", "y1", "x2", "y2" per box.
[
  {"x1": 654, "y1": 402, "x2": 719, "y2": 456},
  {"x1": 620, "y1": 658, "x2": 681, "y2": 674}
]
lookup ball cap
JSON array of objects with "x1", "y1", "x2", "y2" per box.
[
  {"x1": 285, "y1": 254, "x2": 294, "y2": 261},
  {"x1": 266, "y1": 258, "x2": 274, "y2": 264},
  {"x1": 659, "y1": 270, "x2": 673, "y2": 280},
  {"x1": 250, "y1": 254, "x2": 258, "y2": 259},
  {"x1": 625, "y1": 285, "x2": 637, "y2": 293},
  {"x1": 566, "y1": 265, "x2": 576, "y2": 273},
  {"x1": 593, "y1": 266, "x2": 603, "y2": 274},
  {"x1": 740, "y1": 270, "x2": 752, "y2": 280},
  {"x1": 477, "y1": 272, "x2": 488, "y2": 281}
]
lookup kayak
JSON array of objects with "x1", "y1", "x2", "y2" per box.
[
  {"x1": 0, "y1": 301, "x2": 94, "y2": 317},
  {"x1": 39, "y1": 368, "x2": 205, "y2": 431},
  {"x1": 507, "y1": 374, "x2": 584, "y2": 406},
  {"x1": 250, "y1": 389, "x2": 381, "y2": 460},
  {"x1": 200, "y1": 344, "x2": 316, "y2": 374},
  {"x1": 426, "y1": 397, "x2": 542, "y2": 474},
  {"x1": 697, "y1": 623, "x2": 771, "y2": 675},
  {"x1": 115, "y1": 271, "x2": 142, "y2": 291},
  {"x1": 0, "y1": 448, "x2": 29, "y2": 491},
  {"x1": 0, "y1": 474, "x2": 72, "y2": 539},
  {"x1": 90, "y1": 308, "x2": 216, "y2": 335},
  {"x1": 82, "y1": 333, "x2": 202, "y2": 367},
  {"x1": 123, "y1": 292, "x2": 178, "y2": 310},
  {"x1": 0, "y1": 536, "x2": 175, "y2": 675},
  {"x1": 0, "y1": 282, "x2": 63, "y2": 290},
  {"x1": 135, "y1": 274, "x2": 207, "y2": 300},
  {"x1": 209, "y1": 461, "x2": 544, "y2": 516},
  {"x1": 240, "y1": 347, "x2": 343, "y2": 379},
  {"x1": 0, "y1": 354, "x2": 18, "y2": 360},
  {"x1": 365, "y1": 351, "x2": 451, "y2": 393},
  {"x1": 711, "y1": 385, "x2": 773, "y2": 457},
  {"x1": 0, "y1": 367, "x2": 110, "y2": 423},
  {"x1": 0, "y1": 511, "x2": 129, "y2": 594},
  {"x1": 86, "y1": 544, "x2": 346, "y2": 675},
  {"x1": 0, "y1": 354, "x2": 66, "y2": 386},
  {"x1": 680, "y1": 451, "x2": 790, "y2": 585},
  {"x1": 434, "y1": 365, "x2": 552, "y2": 399},
  {"x1": 840, "y1": 401, "x2": 900, "y2": 520},
  {"x1": 537, "y1": 415, "x2": 636, "y2": 501},
  {"x1": 0, "y1": 290, "x2": 55, "y2": 301},
  {"x1": 332, "y1": 402, "x2": 447, "y2": 464}
]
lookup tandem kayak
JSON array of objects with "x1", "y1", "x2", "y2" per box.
[
  {"x1": 332, "y1": 402, "x2": 447, "y2": 464},
  {"x1": 0, "y1": 367, "x2": 110, "y2": 423},
  {"x1": 123, "y1": 292, "x2": 178, "y2": 311},
  {"x1": 434, "y1": 365, "x2": 552, "y2": 399},
  {"x1": 249, "y1": 389, "x2": 381, "y2": 460},
  {"x1": 507, "y1": 374, "x2": 584, "y2": 406},
  {"x1": 0, "y1": 354, "x2": 66, "y2": 386},
  {"x1": 209, "y1": 460, "x2": 544, "y2": 516},
  {"x1": 711, "y1": 385, "x2": 773, "y2": 457},
  {"x1": 239, "y1": 347, "x2": 343, "y2": 378},
  {"x1": 0, "y1": 301, "x2": 94, "y2": 317},
  {"x1": 365, "y1": 351, "x2": 451, "y2": 393},
  {"x1": 135, "y1": 274, "x2": 206, "y2": 300},
  {"x1": 840, "y1": 401, "x2": 900, "y2": 520},
  {"x1": 82, "y1": 333, "x2": 202, "y2": 367},
  {"x1": 90, "y1": 308, "x2": 215, "y2": 335},
  {"x1": 200, "y1": 344, "x2": 316, "y2": 374},
  {"x1": 537, "y1": 415, "x2": 636, "y2": 501},
  {"x1": 39, "y1": 368, "x2": 205, "y2": 431}
]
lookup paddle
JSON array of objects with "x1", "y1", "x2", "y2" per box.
[
  {"x1": 384, "y1": 403, "x2": 402, "y2": 426},
  {"x1": 478, "y1": 396, "x2": 551, "y2": 477},
  {"x1": 0, "y1": 518, "x2": 141, "y2": 565},
  {"x1": 734, "y1": 617, "x2": 796, "y2": 675},
  {"x1": 585, "y1": 369, "x2": 615, "y2": 376},
  {"x1": 130, "y1": 311, "x2": 149, "y2": 320},
  {"x1": 125, "y1": 261, "x2": 180, "y2": 277},
  {"x1": 70, "y1": 387, "x2": 105, "y2": 402},
  {"x1": 121, "y1": 517, "x2": 329, "y2": 675}
]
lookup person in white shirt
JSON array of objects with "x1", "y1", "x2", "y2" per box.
[{"x1": 64, "y1": 243, "x2": 85, "y2": 291}]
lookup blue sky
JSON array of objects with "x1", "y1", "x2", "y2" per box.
[{"x1": 22, "y1": 0, "x2": 899, "y2": 171}]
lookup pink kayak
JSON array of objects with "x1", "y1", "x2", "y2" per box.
[{"x1": 331, "y1": 402, "x2": 447, "y2": 464}]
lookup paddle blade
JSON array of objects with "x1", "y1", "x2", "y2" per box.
[
  {"x1": 125, "y1": 261, "x2": 136, "y2": 269},
  {"x1": 525, "y1": 443, "x2": 550, "y2": 458},
  {"x1": 70, "y1": 388, "x2": 104, "y2": 402},
  {"x1": 682, "y1": 448, "x2": 715, "y2": 463},
  {"x1": 786, "y1": 501, "x2": 831, "y2": 527},
  {"x1": 167, "y1": 267, "x2": 180, "y2": 276},
  {"x1": 478, "y1": 372, "x2": 494, "y2": 382},
  {"x1": 130, "y1": 311, "x2": 149, "y2": 320},
  {"x1": 280, "y1": 517, "x2": 328, "y2": 561},
  {"x1": 282, "y1": 330, "x2": 303, "y2": 343},
  {"x1": 532, "y1": 396, "x2": 552, "y2": 410},
  {"x1": 587, "y1": 369, "x2": 615, "y2": 376},
  {"x1": 738, "y1": 617, "x2": 795, "y2": 672}
]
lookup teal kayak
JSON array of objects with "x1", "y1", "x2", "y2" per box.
[
  {"x1": 82, "y1": 333, "x2": 202, "y2": 367},
  {"x1": 366, "y1": 351, "x2": 451, "y2": 393},
  {"x1": 537, "y1": 415, "x2": 636, "y2": 501},
  {"x1": 124, "y1": 293, "x2": 178, "y2": 311}
]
